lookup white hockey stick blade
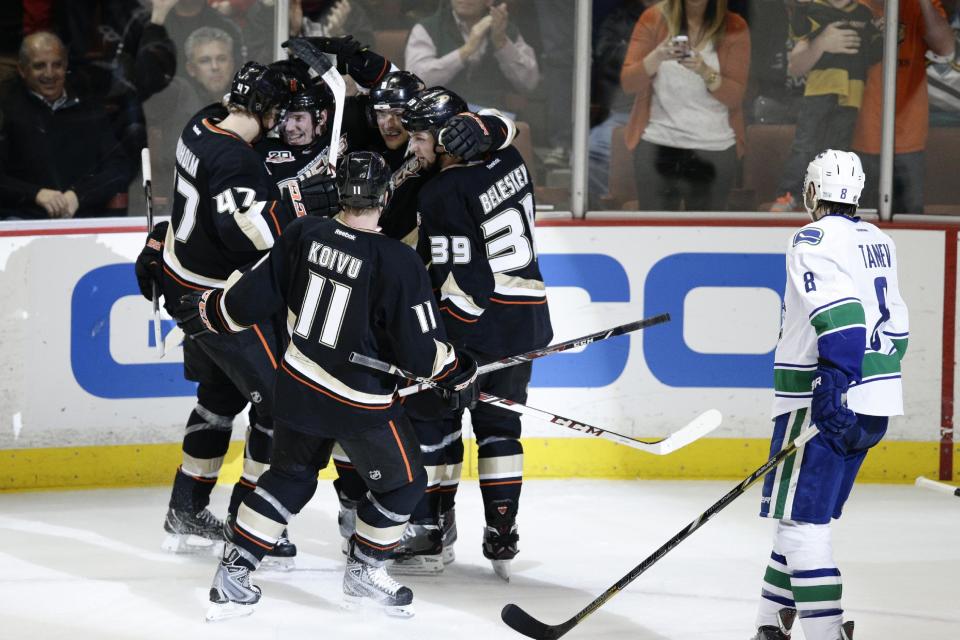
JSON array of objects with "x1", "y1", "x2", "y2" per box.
[
  {"x1": 651, "y1": 408, "x2": 723, "y2": 455},
  {"x1": 322, "y1": 66, "x2": 346, "y2": 169},
  {"x1": 163, "y1": 325, "x2": 185, "y2": 355},
  {"x1": 915, "y1": 476, "x2": 960, "y2": 497}
]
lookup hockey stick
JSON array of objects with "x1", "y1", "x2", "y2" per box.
[
  {"x1": 141, "y1": 148, "x2": 164, "y2": 358},
  {"x1": 348, "y1": 351, "x2": 721, "y2": 455},
  {"x1": 915, "y1": 476, "x2": 960, "y2": 497},
  {"x1": 283, "y1": 38, "x2": 346, "y2": 169},
  {"x1": 397, "y1": 314, "x2": 671, "y2": 398},
  {"x1": 500, "y1": 425, "x2": 821, "y2": 639}
]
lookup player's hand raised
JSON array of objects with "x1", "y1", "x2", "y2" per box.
[
  {"x1": 135, "y1": 221, "x2": 168, "y2": 300},
  {"x1": 439, "y1": 113, "x2": 493, "y2": 162},
  {"x1": 299, "y1": 172, "x2": 340, "y2": 217}
]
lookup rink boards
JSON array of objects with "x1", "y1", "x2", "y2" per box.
[{"x1": 0, "y1": 218, "x2": 956, "y2": 489}]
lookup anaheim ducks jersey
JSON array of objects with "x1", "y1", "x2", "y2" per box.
[
  {"x1": 773, "y1": 214, "x2": 909, "y2": 418},
  {"x1": 216, "y1": 215, "x2": 457, "y2": 432},
  {"x1": 417, "y1": 145, "x2": 553, "y2": 360},
  {"x1": 161, "y1": 111, "x2": 300, "y2": 307}
]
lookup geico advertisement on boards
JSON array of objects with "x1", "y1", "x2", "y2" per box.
[{"x1": 0, "y1": 225, "x2": 946, "y2": 449}]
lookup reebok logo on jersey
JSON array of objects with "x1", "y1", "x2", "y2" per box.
[
  {"x1": 793, "y1": 228, "x2": 823, "y2": 247},
  {"x1": 334, "y1": 228, "x2": 356, "y2": 241},
  {"x1": 368, "y1": 470, "x2": 382, "y2": 480}
]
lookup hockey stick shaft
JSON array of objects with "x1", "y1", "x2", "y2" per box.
[
  {"x1": 915, "y1": 476, "x2": 960, "y2": 497},
  {"x1": 141, "y1": 148, "x2": 164, "y2": 358},
  {"x1": 348, "y1": 351, "x2": 720, "y2": 455},
  {"x1": 501, "y1": 425, "x2": 820, "y2": 639},
  {"x1": 397, "y1": 314, "x2": 670, "y2": 398}
]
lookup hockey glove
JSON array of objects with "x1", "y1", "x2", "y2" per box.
[
  {"x1": 439, "y1": 113, "x2": 492, "y2": 162},
  {"x1": 173, "y1": 289, "x2": 229, "y2": 339},
  {"x1": 135, "y1": 221, "x2": 168, "y2": 300},
  {"x1": 299, "y1": 173, "x2": 340, "y2": 217},
  {"x1": 434, "y1": 351, "x2": 480, "y2": 411},
  {"x1": 293, "y1": 36, "x2": 388, "y2": 86},
  {"x1": 810, "y1": 365, "x2": 858, "y2": 435}
]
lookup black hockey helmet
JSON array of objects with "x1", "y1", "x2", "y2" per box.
[
  {"x1": 371, "y1": 71, "x2": 426, "y2": 111},
  {"x1": 286, "y1": 81, "x2": 334, "y2": 126},
  {"x1": 229, "y1": 61, "x2": 292, "y2": 118},
  {"x1": 336, "y1": 151, "x2": 392, "y2": 209},
  {"x1": 400, "y1": 87, "x2": 467, "y2": 135}
]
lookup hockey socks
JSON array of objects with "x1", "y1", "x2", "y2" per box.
[
  {"x1": 169, "y1": 404, "x2": 234, "y2": 512},
  {"x1": 477, "y1": 438, "x2": 523, "y2": 510},
  {"x1": 757, "y1": 521, "x2": 844, "y2": 640}
]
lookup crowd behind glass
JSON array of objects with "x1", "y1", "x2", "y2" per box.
[{"x1": 1, "y1": 0, "x2": 957, "y2": 219}]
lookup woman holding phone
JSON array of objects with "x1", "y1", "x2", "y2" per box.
[{"x1": 620, "y1": 0, "x2": 750, "y2": 211}]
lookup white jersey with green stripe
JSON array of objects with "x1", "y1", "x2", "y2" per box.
[{"x1": 773, "y1": 214, "x2": 909, "y2": 418}]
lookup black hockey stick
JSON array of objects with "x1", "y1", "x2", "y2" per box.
[
  {"x1": 141, "y1": 148, "x2": 164, "y2": 357},
  {"x1": 915, "y1": 476, "x2": 960, "y2": 497},
  {"x1": 397, "y1": 314, "x2": 670, "y2": 398},
  {"x1": 348, "y1": 351, "x2": 720, "y2": 455},
  {"x1": 282, "y1": 38, "x2": 346, "y2": 169},
  {"x1": 500, "y1": 425, "x2": 821, "y2": 639}
]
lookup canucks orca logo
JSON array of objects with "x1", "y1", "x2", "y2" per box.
[{"x1": 793, "y1": 227, "x2": 823, "y2": 246}]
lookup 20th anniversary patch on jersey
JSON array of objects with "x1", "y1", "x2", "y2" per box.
[{"x1": 793, "y1": 227, "x2": 823, "y2": 246}]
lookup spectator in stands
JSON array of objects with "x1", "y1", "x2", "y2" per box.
[
  {"x1": 853, "y1": 0, "x2": 954, "y2": 213},
  {"x1": 768, "y1": 0, "x2": 883, "y2": 212},
  {"x1": 927, "y1": 0, "x2": 960, "y2": 125},
  {"x1": 143, "y1": 26, "x2": 237, "y2": 213},
  {"x1": 292, "y1": 0, "x2": 376, "y2": 46},
  {"x1": 0, "y1": 32, "x2": 131, "y2": 219},
  {"x1": 405, "y1": 0, "x2": 540, "y2": 112},
  {"x1": 147, "y1": 0, "x2": 246, "y2": 76},
  {"x1": 621, "y1": 0, "x2": 750, "y2": 211},
  {"x1": 590, "y1": 0, "x2": 649, "y2": 208}
]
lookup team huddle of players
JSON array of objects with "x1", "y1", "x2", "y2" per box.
[{"x1": 134, "y1": 35, "x2": 552, "y2": 620}]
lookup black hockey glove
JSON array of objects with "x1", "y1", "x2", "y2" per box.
[
  {"x1": 434, "y1": 351, "x2": 480, "y2": 411},
  {"x1": 294, "y1": 36, "x2": 389, "y2": 87},
  {"x1": 135, "y1": 221, "x2": 168, "y2": 300},
  {"x1": 173, "y1": 289, "x2": 229, "y2": 339},
  {"x1": 810, "y1": 365, "x2": 857, "y2": 435},
  {"x1": 299, "y1": 173, "x2": 340, "y2": 217},
  {"x1": 439, "y1": 113, "x2": 492, "y2": 162}
]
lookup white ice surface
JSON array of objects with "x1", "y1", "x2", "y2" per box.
[{"x1": 0, "y1": 480, "x2": 956, "y2": 639}]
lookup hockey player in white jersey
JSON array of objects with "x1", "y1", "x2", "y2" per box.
[{"x1": 752, "y1": 150, "x2": 909, "y2": 640}]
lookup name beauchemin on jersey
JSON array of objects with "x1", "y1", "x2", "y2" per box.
[
  {"x1": 175, "y1": 137, "x2": 199, "y2": 179},
  {"x1": 479, "y1": 164, "x2": 530, "y2": 215}
]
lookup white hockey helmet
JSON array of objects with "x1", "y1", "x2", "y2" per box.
[{"x1": 802, "y1": 149, "x2": 865, "y2": 220}]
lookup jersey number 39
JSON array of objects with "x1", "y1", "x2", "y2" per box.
[{"x1": 430, "y1": 193, "x2": 536, "y2": 273}]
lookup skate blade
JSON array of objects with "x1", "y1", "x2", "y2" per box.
[
  {"x1": 441, "y1": 545, "x2": 455, "y2": 565},
  {"x1": 341, "y1": 594, "x2": 415, "y2": 618},
  {"x1": 204, "y1": 600, "x2": 257, "y2": 622},
  {"x1": 491, "y1": 559, "x2": 511, "y2": 582},
  {"x1": 389, "y1": 554, "x2": 443, "y2": 576},
  {"x1": 260, "y1": 555, "x2": 295, "y2": 572},
  {"x1": 161, "y1": 533, "x2": 221, "y2": 555}
]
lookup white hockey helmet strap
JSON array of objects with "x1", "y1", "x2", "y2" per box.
[{"x1": 802, "y1": 149, "x2": 865, "y2": 219}]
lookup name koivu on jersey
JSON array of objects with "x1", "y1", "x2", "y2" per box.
[
  {"x1": 479, "y1": 164, "x2": 529, "y2": 215},
  {"x1": 307, "y1": 241, "x2": 362, "y2": 279}
]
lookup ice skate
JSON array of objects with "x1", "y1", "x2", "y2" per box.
[
  {"x1": 840, "y1": 621, "x2": 854, "y2": 639},
  {"x1": 482, "y1": 499, "x2": 519, "y2": 582},
  {"x1": 343, "y1": 542, "x2": 414, "y2": 618},
  {"x1": 750, "y1": 607, "x2": 796, "y2": 639},
  {"x1": 205, "y1": 545, "x2": 261, "y2": 622},
  {"x1": 440, "y1": 507, "x2": 457, "y2": 565},
  {"x1": 223, "y1": 514, "x2": 296, "y2": 571},
  {"x1": 161, "y1": 507, "x2": 224, "y2": 554},
  {"x1": 389, "y1": 522, "x2": 443, "y2": 575}
]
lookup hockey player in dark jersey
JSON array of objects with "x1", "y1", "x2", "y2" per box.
[
  {"x1": 393, "y1": 88, "x2": 553, "y2": 580},
  {"x1": 173, "y1": 151, "x2": 479, "y2": 620},
  {"x1": 133, "y1": 61, "x2": 338, "y2": 563}
]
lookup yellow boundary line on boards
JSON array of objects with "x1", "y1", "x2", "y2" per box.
[{"x1": 0, "y1": 438, "x2": 956, "y2": 492}]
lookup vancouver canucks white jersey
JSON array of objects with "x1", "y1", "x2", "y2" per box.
[{"x1": 773, "y1": 214, "x2": 909, "y2": 418}]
